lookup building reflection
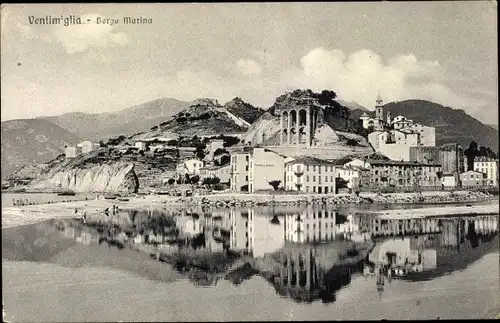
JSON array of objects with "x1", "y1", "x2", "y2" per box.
[
  {"x1": 365, "y1": 215, "x2": 499, "y2": 286},
  {"x1": 266, "y1": 206, "x2": 367, "y2": 303},
  {"x1": 49, "y1": 205, "x2": 498, "y2": 301}
]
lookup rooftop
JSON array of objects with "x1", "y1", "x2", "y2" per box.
[
  {"x1": 474, "y1": 156, "x2": 498, "y2": 162},
  {"x1": 286, "y1": 156, "x2": 335, "y2": 166},
  {"x1": 366, "y1": 159, "x2": 441, "y2": 167},
  {"x1": 330, "y1": 156, "x2": 354, "y2": 166}
]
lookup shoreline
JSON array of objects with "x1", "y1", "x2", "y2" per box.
[{"x1": 2, "y1": 191, "x2": 498, "y2": 229}]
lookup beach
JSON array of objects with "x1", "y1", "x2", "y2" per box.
[{"x1": 1, "y1": 190, "x2": 498, "y2": 229}]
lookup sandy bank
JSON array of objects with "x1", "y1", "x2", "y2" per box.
[
  {"x1": 2, "y1": 191, "x2": 497, "y2": 229},
  {"x1": 371, "y1": 203, "x2": 499, "y2": 219}
]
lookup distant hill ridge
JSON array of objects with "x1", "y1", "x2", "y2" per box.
[
  {"x1": 42, "y1": 98, "x2": 191, "y2": 141},
  {"x1": 1, "y1": 118, "x2": 82, "y2": 179}
]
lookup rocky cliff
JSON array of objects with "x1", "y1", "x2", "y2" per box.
[{"x1": 6, "y1": 150, "x2": 139, "y2": 194}]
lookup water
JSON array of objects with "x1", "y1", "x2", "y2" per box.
[
  {"x1": 1, "y1": 192, "x2": 97, "y2": 208},
  {"x1": 2, "y1": 206, "x2": 499, "y2": 321}
]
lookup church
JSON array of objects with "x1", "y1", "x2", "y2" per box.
[{"x1": 359, "y1": 93, "x2": 390, "y2": 131}]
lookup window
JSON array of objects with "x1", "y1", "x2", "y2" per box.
[
  {"x1": 325, "y1": 176, "x2": 328, "y2": 182},
  {"x1": 245, "y1": 176, "x2": 248, "y2": 181},
  {"x1": 330, "y1": 166, "x2": 333, "y2": 172},
  {"x1": 331, "y1": 176, "x2": 334, "y2": 182},
  {"x1": 307, "y1": 165, "x2": 309, "y2": 171},
  {"x1": 245, "y1": 166, "x2": 249, "y2": 171},
  {"x1": 306, "y1": 186, "x2": 309, "y2": 193},
  {"x1": 313, "y1": 175, "x2": 316, "y2": 182},
  {"x1": 313, "y1": 165, "x2": 316, "y2": 171},
  {"x1": 313, "y1": 186, "x2": 316, "y2": 193}
]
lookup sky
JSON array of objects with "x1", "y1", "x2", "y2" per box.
[{"x1": 1, "y1": 2, "x2": 497, "y2": 124}]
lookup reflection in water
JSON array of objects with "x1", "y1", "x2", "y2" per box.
[{"x1": 2, "y1": 205, "x2": 498, "y2": 305}]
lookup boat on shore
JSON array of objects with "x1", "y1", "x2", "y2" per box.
[{"x1": 57, "y1": 190, "x2": 76, "y2": 196}]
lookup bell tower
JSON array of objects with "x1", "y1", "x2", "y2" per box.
[{"x1": 375, "y1": 92, "x2": 384, "y2": 121}]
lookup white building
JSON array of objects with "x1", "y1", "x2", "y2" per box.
[
  {"x1": 176, "y1": 159, "x2": 204, "y2": 177},
  {"x1": 460, "y1": 170, "x2": 486, "y2": 186},
  {"x1": 65, "y1": 146, "x2": 82, "y2": 158},
  {"x1": 231, "y1": 147, "x2": 287, "y2": 193},
  {"x1": 135, "y1": 141, "x2": 148, "y2": 151},
  {"x1": 200, "y1": 164, "x2": 231, "y2": 184},
  {"x1": 473, "y1": 157, "x2": 498, "y2": 186},
  {"x1": 285, "y1": 156, "x2": 336, "y2": 194},
  {"x1": 77, "y1": 140, "x2": 100, "y2": 154},
  {"x1": 441, "y1": 172, "x2": 457, "y2": 187}
]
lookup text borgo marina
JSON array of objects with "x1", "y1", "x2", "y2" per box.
[{"x1": 27, "y1": 16, "x2": 153, "y2": 26}]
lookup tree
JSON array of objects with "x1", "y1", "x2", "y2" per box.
[
  {"x1": 195, "y1": 145, "x2": 206, "y2": 160},
  {"x1": 367, "y1": 125, "x2": 375, "y2": 133},
  {"x1": 167, "y1": 178, "x2": 176, "y2": 185},
  {"x1": 346, "y1": 139, "x2": 359, "y2": 147},
  {"x1": 214, "y1": 148, "x2": 228, "y2": 156},
  {"x1": 189, "y1": 175, "x2": 200, "y2": 185},
  {"x1": 219, "y1": 155, "x2": 231, "y2": 166},
  {"x1": 202, "y1": 176, "x2": 220, "y2": 186},
  {"x1": 268, "y1": 180, "x2": 281, "y2": 191},
  {"x1": 99, "y1": 140, "x2": 107, "y2": 147},
  {"x1": 464, "y1": 141, "x2": 478, "y2": 171},
  {"x1": 335, "y1": 177, "x2": 348, "y2": 193},
  {"x1": 222, "y1": 136, "x2": 240, "y2": 147}
]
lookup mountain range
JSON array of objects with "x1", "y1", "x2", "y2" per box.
[
  {"x1": 1, "y1": 119, "x2": 82, "y2": 179},
  {"x1": 2, "y1": 94, "x2": 498, "y2": 179},
  {"x1": 42, "y1": 98, "x2": 191, "y2": 142}
]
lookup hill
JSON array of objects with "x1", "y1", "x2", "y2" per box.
[
  {"x1": 336, "y1": 100, "x2": 369, "y2": 111},
  {"x1": 134, "y1": 98, "x2": 248, "y2": 140},
  {"x1": 223, "y1": 97, "x2": 265, "y2": 124},
  {"x1": 349, "y1": 100, "x2": 499, "y2": 151},
  {"x1": 243, "y1": 89, "x2": 373, "y2": 158},
  {"x1": 1, "y1": 119, "x2": 82, "y2": 179},
  {"x1": 43, "y1": 98, "x2": 190, "y2": 142}
]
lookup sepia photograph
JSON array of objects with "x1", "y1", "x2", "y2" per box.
[{"x1": 1, "y1": 2, "x2": 499, "y2": 321}]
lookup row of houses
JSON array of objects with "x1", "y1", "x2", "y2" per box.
[{"x1": 175, "y1": 145, "x2": 498, "y2": 193}]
